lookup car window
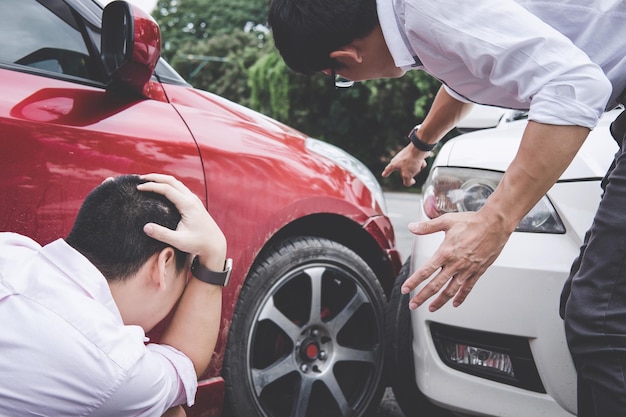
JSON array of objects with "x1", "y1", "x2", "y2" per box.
[{"x1": 0, "y1": 0, "x2": 102, "y2": 81}]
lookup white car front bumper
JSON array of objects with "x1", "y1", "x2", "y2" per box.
[{"x1": 408, "y1": 180, "x2": 603, "y2": 417}]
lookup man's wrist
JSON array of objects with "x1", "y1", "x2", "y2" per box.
[
  {"x1": 408, "y1": 124, "x2": 437, "y2": 152},
  {"x1": 191, "y1": 256, "x2": 232, "y2": 286}
]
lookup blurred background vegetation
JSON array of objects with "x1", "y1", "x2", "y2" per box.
[{"x1": 152, "y1": 0, "x2": 443, "y2": 190}]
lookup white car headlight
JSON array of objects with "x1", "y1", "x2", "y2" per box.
[
  {"x1": 305, "y1": 138, "x2": 387, "y2": 213},
  {"x1": 422, "y1": 167, "x2": 565, "y2": 233}
]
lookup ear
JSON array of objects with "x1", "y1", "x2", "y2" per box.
[
  {"x1": 329, "y1": 45, "x2": 364, "y2": 65},
  {"x1": 154, "y1": 247, "x2": 176, "y2": 290}
]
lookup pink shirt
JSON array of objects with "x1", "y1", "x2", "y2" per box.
[{"x1": 0, "y1": 233, "x2": 197, "y2": 416}]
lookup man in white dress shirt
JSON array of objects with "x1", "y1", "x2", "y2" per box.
[
  {"x1": 268, "y1": 0, "x2": 626, "y2": 415},
  {"x1": 0, "y1": 174, "x2": 228, "y2": 416}
]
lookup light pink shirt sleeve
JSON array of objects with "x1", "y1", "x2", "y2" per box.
[
  {"x1": 397, "y1": 0, "x2": 612, "y2": 128},
  {"x1": 90, "y1": 344, "x2": 198, "y2": 416}
]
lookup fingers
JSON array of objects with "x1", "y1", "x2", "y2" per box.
[
  {"x1": 402, "y1": 213, "x2": 495, "y2": 311},
  {"x1": 137, "y1": 174, "x2": 198, "y2": 209},
  {"x1": 143, "y1": 222, "x2": 181, "y2": 249},
  {"x1": 404, "y1": 269, "x2": 476, "y2": 311},
  {"x1": 401, "y1": 260, "x2": 441, "y2": 295},
  {"x1": 409, "y1": 270, "x2": 456, "y2": 311},
  {"x1": 383, "y1": 162, "x2": 419, "y2": 186},
  {"x1": 402, "y1": 246, "x2": 479, "y2": 312},
  {"x1": 402, "y1": 176, "x2": 416, "y2": 187},
  {"x1": 381, "y1": 164, "x2": 394, "y2": 178},
  {"x1": 140, "y1": 173, "x2": 185, "y2": 189},
  {"x1": 401, "y1": 218, "x2": 450, "y2": 296},
  {"x1": 452, "y1": 275, "x2": 480, "y2": 307},
  {"x1": 135, "y1": 174, "x2": 226, "y2": 262},
  {"x1": 408, "y1": 217, "x2": 450, "y2": 236},
  {"x1": 425, "y1": 271, "x2": 475, "y2": 311},
  {"x1": 382, "y1": 145, "x2": 428, "y2": 185}
]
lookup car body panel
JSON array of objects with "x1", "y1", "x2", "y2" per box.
[
  {"x1": 0, "y1": 68, "x2": 205, "y2": 245},
  {"x1": 407, "y1": 108, "x2": 621, "y2": 417},
  {"x1": 439, "y1": 108, "x2": 620, "y2": 180}
]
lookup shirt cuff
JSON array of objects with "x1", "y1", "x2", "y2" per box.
[
  {"x1": 147, "y1": 343, "x2": 198, "y2": 407},
  {"x1": 443, "y1": 85, "x2": 473, "y2": 104}
]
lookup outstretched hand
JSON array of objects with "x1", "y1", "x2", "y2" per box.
[
  {"x1": 401, "y1": 210, "x2": 512, "y2": 311},
  {"x1": 137, "y1": 173, "x2": 227, "y2": 270},
  {"x1": 382, "y1": 143, "x2": 430, "y2": 187}
]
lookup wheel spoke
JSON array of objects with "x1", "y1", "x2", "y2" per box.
[
  {"x1": 251, "y1": 354, "x2": 294, "y2": 395},
  {"x1": 291, "y1": 375, "x2": 315, "y2": 416},
  {"x1": 334, "y1": 345, "x2": 377, "y2": 365},
  {"x1": 258, "y1": 297, "x2": 301, "y2": 340},
  {"x1": 326, "y1": 286, "x2": 369, "y2": 335},
  {"x1": 305, "y1": 266, "x2": 325, "y2": 323},
  {"x1": 319, "y1": 371, "x2": 352, "y2": 415}
]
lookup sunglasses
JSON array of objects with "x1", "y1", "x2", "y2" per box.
[{"x1": 330, "y1": 67, "x2": 355, "y2": 89}]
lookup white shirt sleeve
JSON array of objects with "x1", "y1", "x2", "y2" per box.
[
  {"x1": 90, "y1": 344, "x2": 197, "y2": 417},
  {"x1": 403, "y1": 0, "x2": 612, "y2": 128}
]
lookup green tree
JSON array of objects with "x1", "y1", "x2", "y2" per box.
[
  {"x1": 153, "y1": 0, "x2": 268, "y2": 61},
  {"x1": 170, "y1": 30, "x2": 272, "y2": 107}
]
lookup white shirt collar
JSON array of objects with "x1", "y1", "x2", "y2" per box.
[
  {"x1": 40, "y1": 238, "x2": 123, "y2": 322},
  {"x1": 377, "y1": 0, "x2": 418, "y2": 71}
]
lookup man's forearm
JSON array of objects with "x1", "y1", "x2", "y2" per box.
[
  {"x1": 161, "y1": 277, "x2": 222, "y2": 377},
  {"x1": 481, "y1": 121, "x2": 590, "y2": 231},
  {"x1": 418, "y1": 86, "x2": 474, "y2": 145}
]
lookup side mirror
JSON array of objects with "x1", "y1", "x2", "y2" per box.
[{"x1": 101, "y1": 1, "x2": 161, "y2": 97}]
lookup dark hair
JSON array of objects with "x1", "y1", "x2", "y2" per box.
[
  {"x1": 268, "y1": 0, "x2": 379, "y2": 74},
  {"x1": 66, "y1": 175, "x2": 187, "y2": 282}
]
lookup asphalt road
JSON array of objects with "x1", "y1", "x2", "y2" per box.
[
  {"x1": 376, "y1": 388, "x2": 407, "y2": 417},
  {"x1": 374, "y1": 192, "x2": 423, "y2": 417},
  {"x1": 385, "y1": 191, "x2": 422, "y2": 262}
]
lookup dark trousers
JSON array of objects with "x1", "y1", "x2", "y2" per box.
[{"x1": 560, "y1": 108, "x2": 626, "y2": 417}]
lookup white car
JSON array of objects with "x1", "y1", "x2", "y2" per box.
[{"x1": 386, "y1": 108, "x2": 622, "y2": 417}]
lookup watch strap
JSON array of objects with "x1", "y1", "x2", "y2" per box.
[
  {"x1": 408, "y1": 125, "x2": 437, "y2": 152},
  {"x1": 191, "y1": 256, "x2": 232, "y2": 286}
]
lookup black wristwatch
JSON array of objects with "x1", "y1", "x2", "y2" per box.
[
  {"x1": 408, "y1": 124, "x2": 437, "y2": 152},
  {"x1": 191, "y1": 256, "x2": 232, "y2": 286}
]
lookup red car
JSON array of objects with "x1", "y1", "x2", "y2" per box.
[{"x1": 0, "y1": 1, "x2": 401, "y2": 416}]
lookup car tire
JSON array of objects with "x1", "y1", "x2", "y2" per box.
[
  {"x1": 223, "y1": 236, "x2": 387, "y2": 417},
  {"x1": 385, "y1": 258, "x2": 454, "y2": 417}
]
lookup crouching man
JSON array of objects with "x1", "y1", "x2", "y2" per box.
[{"x1": 0, "y1": 174, "x2": 230, "y2": 416}]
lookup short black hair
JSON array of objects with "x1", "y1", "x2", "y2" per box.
[
  {"x1": 66, "y1": 175, "x2": 187, "y2": 282},
  {"x1": 268, "y1": 0, "x2": 379, "y2": 74}
]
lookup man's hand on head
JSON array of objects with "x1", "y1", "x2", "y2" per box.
[
  {"x1": 136, "y1": 173, "x2": 227, "y2": 272},
  {"x1": 140, "y1": 174, "x2": 225, "y2": 378}
]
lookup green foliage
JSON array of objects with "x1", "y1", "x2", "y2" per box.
[
  {"x1": 153, "y1": 0, "x2": 268, "y2": 60},
  {"x1": 169, "y1": 30, "x2": 272, "y2": 107},
  {"x1": 249, "y1": 52, "x2": 290, "y2": 121}
]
